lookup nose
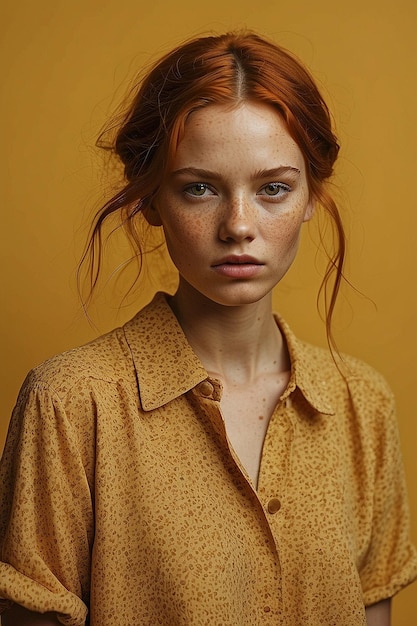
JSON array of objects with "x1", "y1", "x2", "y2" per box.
[{"x1": 218, "y1": 195, "x2": 256, "y2": 243}]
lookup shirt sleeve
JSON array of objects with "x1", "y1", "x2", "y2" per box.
[
  {"x1": 358, "y1": 386, "x2": 417, "y2": 605},
  {"x1": 0, "y1": 372, "x2": 94, "y2": 626}
]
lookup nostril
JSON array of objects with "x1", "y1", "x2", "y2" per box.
[{"x1": 218, "y1": 211, "x2": 256, "y2": 242}]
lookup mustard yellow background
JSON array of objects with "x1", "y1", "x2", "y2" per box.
[{"x1": 1, "y1": 0, "x2": 416, "y2": 621}]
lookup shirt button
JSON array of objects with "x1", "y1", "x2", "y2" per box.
[
  {"x1": 198, "y1": 380, "x2": 214, "y2": 397},
  {"x1": 267, "y1": 498, "x2": 281, "y2": 514}
]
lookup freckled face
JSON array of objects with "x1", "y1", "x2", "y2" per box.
[{"x1": 152, "y1": 102, "x2": 314, "y2": 307}]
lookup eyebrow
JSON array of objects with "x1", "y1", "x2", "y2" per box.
[
  {"x1": 171, "y1": 166, "x2": 301, "y2": 180},
  {"x1": 252, "y1": 166, "x2": 301, "y2": 179}
]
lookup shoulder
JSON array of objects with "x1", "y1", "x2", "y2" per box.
[
  {"x1": 313, "y1": 337, "x2": 391, "y2": 390},
  {"x1": 277, "y1": 313, "x2": 395, "y2": 418},
  {"x1": 340, "y1": 352, "x2": 395, "y2": 426},
  {"x1": 305, "y1": 340, "x2": 392, "y2": 395},
  {"x1": 341, "y1": 351, "x2": 393, "y2": 398},
  {"x1": 17, "y1": 292, "x2": 193, "y2": 411},
  {"x1": 24, "y1": 325, "x2": 134, "y2": 401},
  {"x1": 304, "y1": 342, "x2": 396, "y2": 433}
]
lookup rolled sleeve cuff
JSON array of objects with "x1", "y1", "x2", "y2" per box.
[
  {"x1": 0, "y1": 562, "x2": 87, "y2": 626},
  {"x1": 362, "y1": 547, "x2": 417, "y2": 606}
]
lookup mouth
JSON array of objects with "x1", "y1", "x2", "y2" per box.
[
  {"x1": 212, "y1": 255, "x2": 263, "y2": 267},
  {"x1": 211, "y1": 255, "x2": 264, "y2": 278}
]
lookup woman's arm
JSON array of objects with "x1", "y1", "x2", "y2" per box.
[
  {"x1": 365, "y1": 598, "x2": 391, "y2": 626},
  {"x1": 2, "y1": 605, "x2": 62, "y2": 625},
  {"x1": 0, "y1": 377, "x2": 93, "y2": 626}
]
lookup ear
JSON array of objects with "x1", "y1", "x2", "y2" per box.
[
  {"x1": 303, "y1": 198, "x2": 315, "y2": 223},
  {"x1": 143, "y1": 203, "x2": 163, "y2": 227}
]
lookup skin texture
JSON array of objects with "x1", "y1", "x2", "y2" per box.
[
  {"x1": 365, "y1": 599, "x2": 391, "y2": 625},
  {"x1": 153, "y1": 102, "x2": 314, "y2": 312}
]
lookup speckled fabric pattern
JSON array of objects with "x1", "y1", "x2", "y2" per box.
[{"x1": 1, "y1": 292, "x2": 416, "y2": 625}]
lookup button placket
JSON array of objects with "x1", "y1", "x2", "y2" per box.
[
  {"x1": 258, "y1": 401, "x2": 294, "y2": 522},
  {"x1": 191, "y1": 380, "x2": 284, "y2": 617}
]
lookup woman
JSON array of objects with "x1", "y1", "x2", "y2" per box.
[{"x1": 1, "y1": 32, "x2": 416, "y2": 625}]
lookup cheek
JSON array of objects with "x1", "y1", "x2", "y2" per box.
[
  {"x1": 164, "y1": 210, "x2": 213, "y2": 246},
  {"x1": 267, "y1": 206, "x2": 306, "y2": 247},
  {"x1": 162, "y1": 213, "x2": 212, "y2": 266}
]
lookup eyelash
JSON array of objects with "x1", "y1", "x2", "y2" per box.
[
  {"x1": 259, "y1": 182, "x2": 292, "y2": 198},
  {"x1": 184, "y1": 183, "x2": 214, "y2": 197},
  {"x1": 183, "y1": 182, "x2": 292, "y2": 199}
]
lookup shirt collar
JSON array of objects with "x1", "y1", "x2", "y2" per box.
[
  {"x1": 124, "y1": 293, "x2": 336, "y2": 415},
  {"x1": 123, "y1": 292, "x2": 207, "y2": 411},
  {"x1": 275, "y1": 314, "x2": 336, "y2": 416}
]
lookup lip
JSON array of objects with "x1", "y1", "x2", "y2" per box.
[
  {"x1": 212, "y1": 254, "x2": 263, "y2": 266},
  {"x1": 211, "y1": 255, "x2": 264, "y2": 278}
]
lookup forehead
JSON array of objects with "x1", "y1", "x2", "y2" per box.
[{"x1": 172, "y1": 102, "x2": 305, "y2": 170}]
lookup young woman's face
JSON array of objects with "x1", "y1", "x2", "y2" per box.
[{"x1": 152, "y1": 102, "x2": 314, "y2": 308}]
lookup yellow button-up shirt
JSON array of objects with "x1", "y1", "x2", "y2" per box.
[{"x1": 1, "y1": 293, "x2": 416, "y2": 625}]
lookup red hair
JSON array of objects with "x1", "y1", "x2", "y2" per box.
[{"x1": 80, "y1": 31, "x2": 345, "y2": 352}]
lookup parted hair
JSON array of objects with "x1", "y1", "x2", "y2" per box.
[{"x1": 81, "y1": 31, "x2": 345, "y2": 352}]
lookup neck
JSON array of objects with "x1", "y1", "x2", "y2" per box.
[{"x1": 168, "y1": 285, "x2": 290, "y2": 385}]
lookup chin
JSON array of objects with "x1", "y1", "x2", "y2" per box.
[{"x1": 202, "y1": 286, "x2": 274, "y2": 308}]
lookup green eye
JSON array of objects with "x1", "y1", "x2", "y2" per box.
[
  {"x1": 261, "y1": 182, "x2": 291, "y2": 197},
  {"x1": 264, "y1": 183, "x2": 281, "y2": 196},
  {"x1": 187, "y1": 183, "x2": 208, "y2": 196}
]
